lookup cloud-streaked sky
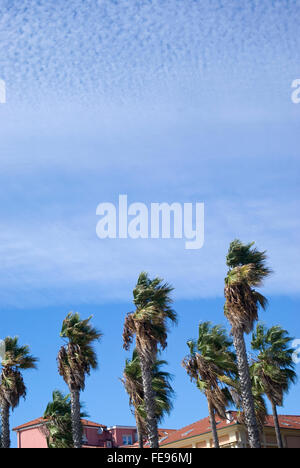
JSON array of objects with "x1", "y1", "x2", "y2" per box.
[
  {"x1": 0, "y1": 0, "x2": 300, "y2": 445},
  {"x1": 0, "y1": 0, "x2": 299, "y2": 305}
]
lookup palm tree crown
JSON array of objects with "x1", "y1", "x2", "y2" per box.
[
  {"x1": 44, "y1": 390, "x2": 88, "y2": 448},
  {"x1": 123, "y1": 349, "x2": 174, "y2": 421},
  {"x1": 183, "y1": 322, "x2": 235, "y2": 419},
  {"x1": 58, "y1": 312, "x2": 102, "y2": 391},
  {"x1": 0, "y1": 337, "x2": 37, "y2": 448},
  {"x1": 225, "y1": 239, "x2": 272, "y2": 334},
  {"x1": 123, "y1": 272, "x2": 177, "y2": 357},
  {"x1": 251, "y1": 323, "x2": 297, "y2": 448},
  {"x1": 0, "y1": 337, "x2": 38, "y2": 410},
  {"x1": 251, "y1": 323, "x2": 297, "y2": 406}
]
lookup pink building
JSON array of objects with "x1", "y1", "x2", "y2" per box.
[
  {"x1": 109, "y1": 426, "x2": 138, "y2": 447},
  {"x1": 13, "y1": 418, "x2": 140, "y2": 448}
]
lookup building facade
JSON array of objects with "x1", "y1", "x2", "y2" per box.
[
  {"x1": 13, "y1": 419, "x2": 139, "y2": 448},
  {"x1": 13, "y1": 412, "x2": 300, "y2": 448}
]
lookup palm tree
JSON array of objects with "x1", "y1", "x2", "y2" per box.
[
  {"x1": 122, "y1": 349, "x2": 174, "y2": 448},
  {"x1": 58, "y1": 312, "x2": 102, "y2": 449},
  {"x1": 0, "y1": 337, "x2": 38, "y2": 448},
  {"x1": 44, "y1": 390, "x2": 88, "y2": 448},
  {"x1": 123, "y1": 272, "x2": 177, "y2": 448},
  {"x1": 251, "y1": 323, "x2": 297, "y2": 448},
  {"x1": 182, "y1": 322, "x2": 236, "y2": 448},
  {"x1": 224, "y1": 239, "x2": 272, "y2": 448}
]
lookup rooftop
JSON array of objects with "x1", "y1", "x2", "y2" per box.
[
  {"x1": 159, "y1": 412, "x2": 300, "y2": 446},
  {"x1": 13, "y1": 418, "x2": 107, "y2": 432}
]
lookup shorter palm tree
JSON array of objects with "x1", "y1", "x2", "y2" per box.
[
  {"x1": 44, "y1": 390, "x2": 88, "y2": 448},
  {"x1": 58, "y1": 312, "x2": 102, "y2": 449},
  {"x1": 122, "y1": 350, "x2": 146, "y2": 448},
  {"x1": 0, "y1": 337, "x2": 38, "y2": 448},
  {"x1": 251, "y1": 323, "x2": 297, "y2": 448},
  {"x1": 122, "y1": 349, "x2": 174, "y2": 448},
  {"x1": 182, "y1": 322, "x2": 236, "y2": 449}
]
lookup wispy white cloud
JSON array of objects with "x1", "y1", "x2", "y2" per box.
[
  {"x1": 0, "y1": 1, "x2": 299, "y2": 307},
  {"x1": 0, "y1": 196, "x2": 299, "y2": 307}
]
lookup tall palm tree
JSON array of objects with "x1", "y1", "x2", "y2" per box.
[
  {"x1": 123, "y1": 272, "x2": 177, "y2": 448},
  {"x1": 0, "y1": 337, "x2": 38, "y2": 448},
  {"x1": 44, "y1": 390, "x2": 88, "y2": 448},
  {"x1": 182, "y1": 322, "x2": 236, "y2": 448},
  {"x1": 251, "y1": 323, "x2": 297, "y2": 448},
  {"x1": 58, "y1": 312, "x2": 102, "y2": 449},
  {"x1": 224, "y1": 239, "x2": 272, "y2": 448},
  {"x1": 122, "y1": 349, "x2": 174, "y2": 448}
]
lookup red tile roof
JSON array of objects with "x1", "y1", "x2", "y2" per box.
[
  {"x1": 13, "y1": 412, "x2": 300, "y2": 445},
  {"x1": 160, "y1": 415, "x2": 235, "y2": 446},
  {"x1": 160, "y1": 412, "x2": 300, "y2": 446},
  {"x1": 81, "y1": 419, "x2": 107, "y2": 429},
  {"x1": 13, "y1": 418, "x2": 46, "y2": 431},
  {"x1": 13, "y1": 418, "x2": 106, "y2": 432},
  {"x1": 265, "y1": 414, "x2": 300, "y2": 430}
]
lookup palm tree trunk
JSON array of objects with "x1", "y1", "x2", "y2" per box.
[
  {"x1": 232, "y1": 328, "x2": 261, "y2": 448},
  {"x1": 1, "y1": 400, "x2": 10, "y2": 448},
  {"x1": 139, "y1": 352, "x2": 159, "y2": 448},
  {"x1": 271, "y1": 400, "x2": 283, "y2": 448},
  {"x1": 70, "y1": 390, "x2": 82, "y2": 449},
  {"x1": 136, "y1": 415, "x2": 144, "y2": 449},
  {"x1": 207, "y1": 398, "x2": 219, "y2": 448}
]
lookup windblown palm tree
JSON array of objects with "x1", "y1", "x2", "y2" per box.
[
  {"x1": 224, "y1": 239, "x2": 271, "y2": 448},
  {"x1": 44, "y1": 390, "x2": 88, "y2": 448},
  {"x1": 0, "y1": 337, "x2": 38, "y2": 448},
  {"x1": 122, "y1": 349, "x2": 174, "y2": 448},
  {"x1": 123, "y1": 272, "x2": 177, "y2": 448},
  {"x1": 182, "y1": 322, "x2": 236, "y2": 448},
  {"x1": 58, "y1": 312, "x2": 102, "y2": 449},
  {"x1": 251, "y1": 323, "x2": 297, "y2": 448}
]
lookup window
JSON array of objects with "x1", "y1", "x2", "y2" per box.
[{"x1": 122, "y1": 435, "x2": 133, "y2": 446}]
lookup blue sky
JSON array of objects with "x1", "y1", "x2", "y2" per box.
[{"x1": 0, "y1": 0, "x2": 300, "y2": 447}]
